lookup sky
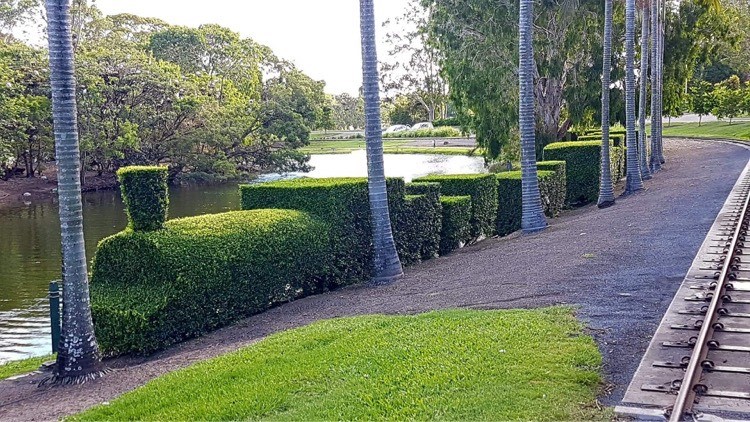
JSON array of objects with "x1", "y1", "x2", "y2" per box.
[{"x1": 93, "y1": 0, "x2": 409, "y2": 95}]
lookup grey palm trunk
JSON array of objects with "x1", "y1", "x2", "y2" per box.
[
  {"x1": 519, "y1": 0, "x2": 547, "y2": 232},
  {"x1": 45, "y1": 0, "x2": 103, "y2": 381},
  {"x1": 649, "y1": 0, "x2": 661, "y2": 172},
  {"x1": 597, "y1": 0, "x2": 616, "y2": 208},
  {"x1": 657, "y1": 0, "x2": 666, "y2": 165},
  {"x1": 638, "y1": 3, "x2": 652, "y2": 180},
  {"x1": 624, "y1": 0, "x2": 644, "y2": 194},
  {"x1": 359, "y1": 0, "x2": 404, "y2": 283}
]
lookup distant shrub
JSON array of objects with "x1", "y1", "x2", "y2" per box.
[
  {"x1": 91, "y1": 209, "x2": 329, "y2": 356},
  {"x1": 439, "y1": 196, "x2": 472, "y2": 254},
  {"x1": 117, "y1": 166, "x2": 169, "y2": 231},
  {"x1": 575, "y1": 134, "x2": 626, "y2": 147},
  {"x1": 413, "y1": 174, "x2": 498, "y2": 240},
  {"x1": 433, "y1": 117, "x2": 460, "y2": 127},
  {"x1": 543, "y1": 141, "x2": 623, "y2": 205},
  {"x1": 383, "y1": 127, "x2": 462, "y2": 138},
  {"x1": 398, "y1": 182, "x2": 443, "y2": 264}
]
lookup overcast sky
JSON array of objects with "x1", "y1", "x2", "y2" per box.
[{"x1": 93, "y1": 0, "x2": 408, "y2": 95}]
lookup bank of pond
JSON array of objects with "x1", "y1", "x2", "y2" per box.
[{"x1": 90, "y1": 140, "x2": 626, "y2": 356}]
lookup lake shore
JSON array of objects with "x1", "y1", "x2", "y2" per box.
[{"x1": 0, "y1": 168, "x2": 118, "y2": 212}]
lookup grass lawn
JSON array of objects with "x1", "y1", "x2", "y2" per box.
[
  {"x1": 74, "y1": 307, "x2": 608, "y2": 421},
  {"x1": 0, "y1": 354, "x2": 54, "y2": 380},
  {"x1": 660, "y1": 121, "x2": 750, "y2": 141}
]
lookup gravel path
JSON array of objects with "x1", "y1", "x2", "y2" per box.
[{"x1": 1, "y1": 138, "x2": 747, "y2": 420}]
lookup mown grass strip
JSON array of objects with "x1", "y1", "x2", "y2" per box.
[
  {"x1": 659, "y1": 121, "x2": 750, "y2": 141},
  {"x1": 74, "y1": 307, "x2": 608, "y2": 421},
  {"x1": 0, "y1": 354, "x2": 54, "y2": 380}
]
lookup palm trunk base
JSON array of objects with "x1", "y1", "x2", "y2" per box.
[
  {"x1": 370, "y1": 268, "x2": 404, "y2": 286},
  {"x1": 522, "y1": 216, "x2": 548, "y2": 234},
  {"x1": 40, "y1": 367, "x2": 108, "y2": 387},
  {"x1": 597, "y1": 198, "x2": 616, "y2": 208}
]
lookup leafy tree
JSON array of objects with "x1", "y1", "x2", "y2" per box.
[
  {"x1": 713, "y1": 74, "x2": 744, "y2": 123},
  {"x1": 381, "y1": 0, "x2": 447, "y2": 122},
  {"x1": 689, "y1": 80, "x2": 714, "y2": 125},
  {"x1": 331, "y1": 93, "x2": 365, "y2": 129},
  {"x1": 424, "y1": 0, "x2": 602, "y2": 159},
  {"x1": 359, "y1": 0, "x2": 403, "y2": 283}
]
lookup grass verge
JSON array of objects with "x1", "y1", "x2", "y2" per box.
[
  {"x1": 0, "y1": 354, "x2": 54, "y2": 380},
  {"x1": 74, "y1": 307, "x2": 608, "y2": 421},
  {"x1": 659, "y1": 121, "x2": 750, "y2": 141}
]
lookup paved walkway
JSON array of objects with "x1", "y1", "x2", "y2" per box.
[{"x1": 1, "y1": 138, "x2": 748, "y2": 420}]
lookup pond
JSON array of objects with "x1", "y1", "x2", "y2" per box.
[{"x1": 0, "y1": 152, "x2": 485, "y2": 363}]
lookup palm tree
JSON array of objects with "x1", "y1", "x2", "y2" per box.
[
  {"x1": 649, "y1": 0, "x2": 661, "y2": 172},
  {"x1": 597, "y1": 0, "x2": 616, "y2": 208},
  {"x1": 625, "y1": 0, "x2": 644, "y2": 193},
  {"x1": 359, "y1": 0, "x2": 403, "y2": 283},
  {"x1": 45, "y1": 0, "x2": 103, "y2": 383},
  {"x1": 519, "y1": 0, "x2": 547, "y2": 232},
  {"x1": 638, "y1": 0, "x2": 652, "y2": 180},
  {"x1": 657, "y1": 0, "x2": 666, "y2": 165}
]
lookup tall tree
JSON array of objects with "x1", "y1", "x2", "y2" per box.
[
  {"x1": 625, "y1": 0, "x2": 644, "y2": 193},
  {"x1": 638, "y1": 1, "x2": 652, "y2": 180},
  {"x1": 598, "y1": 0, "x2": 617, "y2": 208},
  {"x1": 519, "y1": 0, "x2": 547, "y2": 232},
  {"x1": 45, "y1": 0, "x2": 102, "y2": 383},
  {"x1": 359, "y1": 0, "x2": 403, "y2": 283},
  {"x1": 649, "y1": 0, "x2": 661, "y2": 172}
]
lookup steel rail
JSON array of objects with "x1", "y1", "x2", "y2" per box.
[{"x1": 669, "y1": 187, "x2": 750, "y2": 421}]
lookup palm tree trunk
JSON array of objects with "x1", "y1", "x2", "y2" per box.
[
  {"x1": 519, "y1": 0, "x2": 547, "y2": 232},
  {"x1": 657, "y1": 0, "x2": 666, "y2": 164},
  {"x1": 638, "y1": 1, "x2": 652, "y2": 180},
  {"x1": 359, "y1": 0, "x2": 403, "y2": 284},
  {"x1": 625, "y1": 0, "x2": 644, "y2": 193},
  {"x1": 45, "y1": 0, "x2": 103, "y2": 382},
  {"x1": 598, "y1": 0, "x2": 616, "y2": 208},
  {"x1": 649, "y1": 0, "x2": 661, "y2": 172}
]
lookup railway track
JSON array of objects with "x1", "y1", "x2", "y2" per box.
[{"x1": 619, "y1": 160, "x2": 750, "y2": 421}]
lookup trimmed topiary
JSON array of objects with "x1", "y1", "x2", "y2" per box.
[
  {"x1": 536, "y1": 160, "x2": 567, "y2": 217},
  {"x1": 400, "y1": 183, "x2": 442, "y2": 263},
  {"x1": 439, "y1": 196, "x2": 471, "y2": 255},
  {"x1": 575, "y1": 134, "x2": 625, "y2": 147},
  {"x1": 495, "y1": 170, "x2": 566, "y2": 236},
  {"x1": 240, "y1": 178, "x2": 406, "y2": 287},
  {"x1": 90, "y1": 209, "x2": 330, "y2": 356},
  {"x1": 117, "y1": 166, "x2": 169, "y2": 231},
  {"x1": 413, "y1": 174, "x2": 498, "y2": 240},
  {"x1": 542, "y1": 141, "x2": 622, "y2": 205}
]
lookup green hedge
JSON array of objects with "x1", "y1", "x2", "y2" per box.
[
  {"x1": 543, "y1": 141, "x2": 623, "y2": 205},
  {"x1": 117, "y1": 166, "x2": 169, "y2": 231},
  {"x1": 90, "y1": 209, "x2": 330, "y2": 356},
  {"x1": 396, "y1": 182, "x2": 442, "y2": 264},
  {"x1": 432, "y1": 117, "x2": 460, "y2": 127},
  {"x1": 439, "y1": 196, "x2": 472, "y2": 255},
  {"x1": 575, "y1": 134, "x2": 625, "y2": 147},
  {"x1": 413, "y1": 174, "x2": 498, "y2": 240},
  {"x1": 495, "y1": 170, "x2": 565, "y2": 236},
  {"x1": 240, "y1": 178, "x2": 405, "y2": 287},
  {"x1": 536, "y1": 161, "x2": 567, "y2": 217}
]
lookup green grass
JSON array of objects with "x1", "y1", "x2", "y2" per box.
[
  {"x1": 0, "y1": 354, "x2": 54, "y2": 380},
  {"x1": 74, "y1": 307, "x2": 608, "y2": 421},
  {"x1": 659, "y1": 121, "x2": 750, "y2": 141}
]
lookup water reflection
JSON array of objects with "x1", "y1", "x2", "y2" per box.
[{"x1": 0, "y1": 153, "x2": 484, "y2": 363}]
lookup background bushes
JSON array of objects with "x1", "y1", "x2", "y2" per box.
[
  {"x1": 413, "y1": 174, "x2": 498, "y2": 240},
  {"x1": 383, "y1": 127, "x2": 462, "y2": 138},
  {"x1": 90, "y1": 209, "x2": 329, "y2": 355},
  {"x1": 117, "y1": 166, "x2": 169, "y2": 231},
  {"x1": 543, "y1": 141, "x2": 623, "y2": 205}
]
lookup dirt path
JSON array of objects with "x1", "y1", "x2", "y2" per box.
[{"x1": 1, "y1": 138, "x2": 748, "y2": 421}]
